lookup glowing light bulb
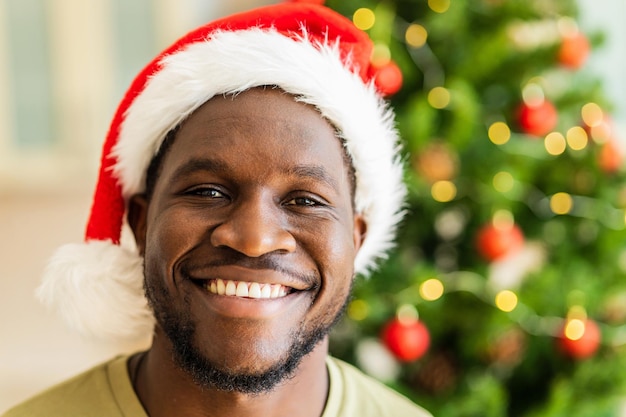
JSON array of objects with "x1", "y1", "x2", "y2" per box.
[
  {"x1": 566, "y1": 126, "x2": 588, "y2": 151},
  {"x1": 581, "y1": 102, "x2": 603, "y2": 127},
  {"x1": 545, "y1": 132, "x2": 566, "y2": 155},
  {"x1": 564, "y1": 319, "x2": 586, "y2": 340},
  {"x1": 347, "y1": 299, "x2": 370, "y2": 321},
  {"x1": 488, "y1": 122, "x2": 511, "y2": 145},
  {"x1": 353, "y1": 8, "x2": 375, "y2": 31},
  {"x1": 431, "y1": 180, "x2": 456, "y2": 202},
  {"x1": 405, "y1": 24, "x2": 428, "y2": 48},
  {"x1": 420, "y1": 278, "x2": 444, "y2": 301},
  {"x1": 495, "y1": 290, "x2": 518, "y2": 312},
  {"x1": 428, "y1": 86, "x2": 451, "y2": 109},
  {"x1": 428, "y1": 0, "x2": 451, "y2": 13},
  {"x1": 493, "y1": 171, "x2": 514, "y2": 193},
  {"x1": 550, "y1": 192, "x2": 573, "y2": 215}
]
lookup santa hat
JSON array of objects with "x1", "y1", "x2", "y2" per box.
[{"x1": 37, "y1": 0, "x2": 407, "y2": 341}]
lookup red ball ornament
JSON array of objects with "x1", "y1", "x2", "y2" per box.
[
  {"x1": 557, "y1": 319, "x2": 601, "y2": 359},
  {"x1": 370, "y1": 61, "x2": 403, "y2": 96},
  {"x1": 599, "y1": 139, "x2": 623, "y2": 174},
  {"x1": 381, "y1": 317, "x2": 430, "y2": 362},
  {"x1": 475, "y1": 223, "x2": 524, "y2": 261},
  {"x1": 558, "y1": 32, "x2": 590, "y2": 70},
  {"x1": 517, "y1": 100, "x2": 558, "y2": 137}
]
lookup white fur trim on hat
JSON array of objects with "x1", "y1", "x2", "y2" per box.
[{"x1": 36, "y1": 240, "x2": 153, "y2": 340}]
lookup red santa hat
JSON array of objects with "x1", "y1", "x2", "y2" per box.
[{"x1": 37, "y1": 0, "x2": 407, "y2": 341}]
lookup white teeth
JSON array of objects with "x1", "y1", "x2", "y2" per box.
[
  {"x1": 217, "y1": 279, "x2": 225, "y2": 295},
  {"x1": 235, "y1": 282, "x2": 248, "y2": 297},
  {"x1": 207, "y1": 279, "x2": 291, "y2": 299},
  {"x1": 261, "y1": 284, "x2": 271, "y2": 299},
  {"x1": 249, "y1": 282, "x2": 262, "y2": 299},
  {"x1": 225, "y1": 281, "x2": 237, "y2": 296},
  {"x1": 270, "y1": 284, "x2": 281, "y2": 298}
]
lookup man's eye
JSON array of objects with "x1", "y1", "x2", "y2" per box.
[
  {"x1": 187, "y1": 187, "x2": 226, "y2": 198},
  {"x1": 285, "y1": 197, "x2": 322, "y2": 207}
]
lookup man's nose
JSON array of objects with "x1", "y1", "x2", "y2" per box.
[{"x1": 210, "y1": 195, "x2": 297, "y2": 257}]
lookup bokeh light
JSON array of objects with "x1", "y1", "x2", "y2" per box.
[
  {"x1": 493, "y1": 171, "x2": 514, "y2": 193},
  {"x1": 545, "y1": 132, "x2": 567, "y2": 155},
  {"x1": 405, "y1": 24, "x2": 428, "y2": 48},
  {"x1": 420, "y1": 278, "x2": 444, "y2": 301},
  {"x1": 353, "y1": 8, "x2": 376, "y2": 31},
  {"x1": 428, "y1": 0, "x2": 451, "y2": 13},
  {"x1": 431, "y1": 180, "x2": 457, "y2": 202},
  {"x1": 488, "y1": 121, "x2": 511, "y2": 145},
  {"x1": 495, "y1": 290, "x2": 518, "y2": 312},
  {"x1": 566, "y1": 126, "x2": 588, "y2": 151},
  {"x1": 550, "y1": 192, "x2": 573, "y2": 215},
  {"x1": 428, "y1": 86, "x2": 451, "y2": 109}
]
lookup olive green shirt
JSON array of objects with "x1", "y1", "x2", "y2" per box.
[{"x1": 4, "y1": 355, "x2": 431, "y2": 417}]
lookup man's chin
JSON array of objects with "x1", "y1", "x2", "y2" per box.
[{"x1": 170, "y1": 326, "x2": 328, "y2": 394}]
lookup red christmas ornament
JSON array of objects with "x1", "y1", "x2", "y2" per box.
[
  {"x1": 599, "y1": 139, "x2": 623, "y2": 174},
  {"x1": 475, "y1": 223, "x2": 524, "y2": 261},
  {"x1": 557, "y1": 319, "x2": 601, "y2": 359},
  {"x1": 369, "y1": 60, "x2": 403, "y2": 96},
  {"x1": 517, "y1": 100, "x2": 558, "y2": 137},
  {"x1": 558, "y1": 32, "x2": 590, "y2": 70},
  {"x1": 381, "y1": 317, "x2": 430, "y2": 362}
]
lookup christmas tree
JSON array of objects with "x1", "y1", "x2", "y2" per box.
[{"x1": 324, "y1": 1, "x2": 626, "y2": 415}]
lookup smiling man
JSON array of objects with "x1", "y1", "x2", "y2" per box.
[{"x1": 4, "y1": 2, "x2": 431, "y2": 417}]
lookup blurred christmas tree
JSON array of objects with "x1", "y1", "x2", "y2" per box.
[{"x1": 324, "y1": 0, "x2": 626, "y2": 416}]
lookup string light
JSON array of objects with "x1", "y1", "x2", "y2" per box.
[
  {"x1": 493, "y1": 171, "x2": 514, "y2": 193},
  {"x1": 431, "y1": 180, "x2": 456, "y2": 202},
  {"x1": 564, "y1": 319, "x2": 586, "y2": 340},
  {"x1": 488, "y1": 121, "x2": 511, "y2": 145},
  {"x1": 405, "y1": 24, "x2": 428, "y2": 48},
  {"x1": 550, "y1": 192, "x2": 573, "y2": 215},
  {"x1": 428, "y1": 0, "x2": 451, "y2": 13},
  {"x1": 428, "y1": 86, "x2": 451, "y2": 109},
  {"x1": 522, "y1": 81, "x2": 545, "y2": 107},
  {"x1": 353, "y1": 8, "x2": 376, "y2": 31},
  {"x1": 544, "y1": 132, "x2": 566, "y2": 155},
  {"x1": 566, "y1": 126, "x2": 588, "y2": 151},
  {"x1": 420, "y1": 278, "x2": 444, "y2": 301},
  {"x1": 581, "y1": 102, "x2": 603, "y2": 127},
  {"x1": 495, "y1": 290, "x2": 518, "y2": 312},
  {"x1": 348, "y1": 299, "x2": 370, "y2": 321}
]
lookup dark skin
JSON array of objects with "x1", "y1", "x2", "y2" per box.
[{"x1": 128, "y1": 88, "x2": 367, "y2": 417}]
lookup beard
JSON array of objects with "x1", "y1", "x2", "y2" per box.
[{"x1": 144, "y1": 272, "x2": 351, "y2": 395}]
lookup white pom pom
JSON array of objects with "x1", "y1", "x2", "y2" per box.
[{"x1": 36, "y1": 240, "x2": 154, "y2": 341}]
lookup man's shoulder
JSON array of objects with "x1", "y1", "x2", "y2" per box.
[
  {"x1": 326, "y1": 356, "x2": 432, "y2": 417},
  {"x1": 2, "y1": 356, "x2": 133, "y2": 417}
]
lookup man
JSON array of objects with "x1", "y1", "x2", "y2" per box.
[{"x1": 4, "y1": 1, "x2": 431, "y2": 416}]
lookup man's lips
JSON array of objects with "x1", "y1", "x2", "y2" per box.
[
  {"x1": 186, "y1": 264, "x2": 318, "y2": 304},
  {"x1": 186, "y1": 265, "x2": 316, "y2": 319}
]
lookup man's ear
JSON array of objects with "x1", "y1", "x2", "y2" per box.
[
  {"x1": 353, "y1": 213, "x2": 367, "y2": 254},
  {"x1": 128, "y1": 194, "x2": 149, "y2": 256}
]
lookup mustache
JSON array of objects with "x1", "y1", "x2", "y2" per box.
[{"x1": 180, "y1": 252, "x2": 319, "y2": 288}]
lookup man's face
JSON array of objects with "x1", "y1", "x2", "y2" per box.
[{"x1": 130, "y1": 88, "x2": 366, "y2": 393}]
